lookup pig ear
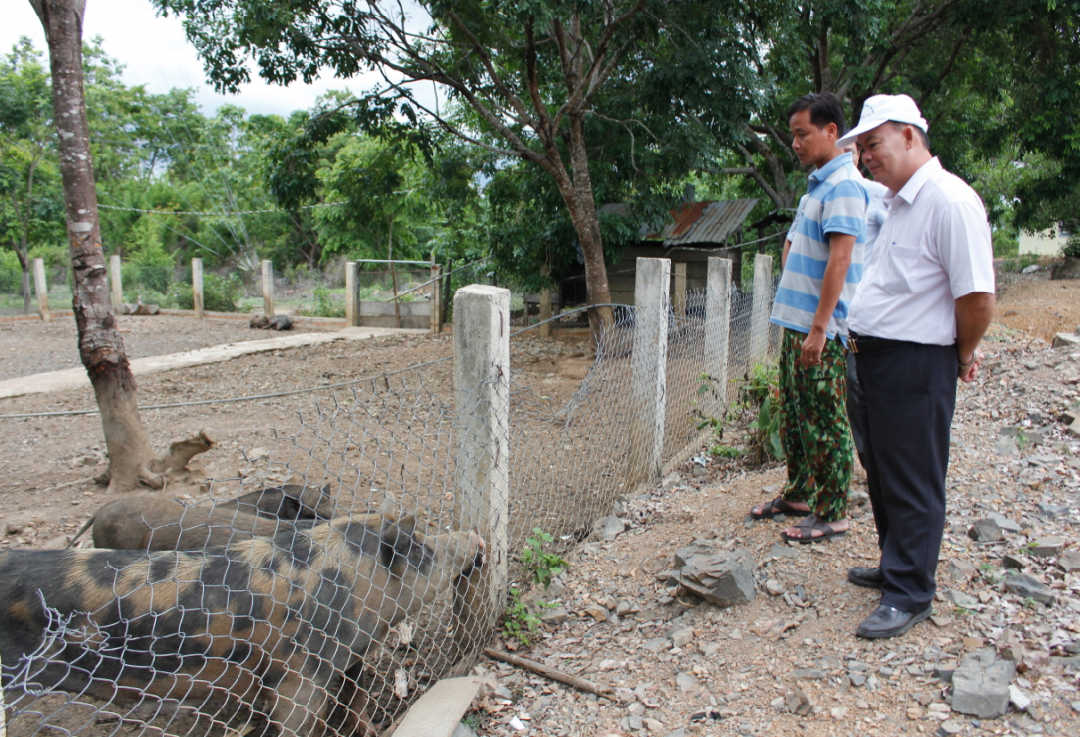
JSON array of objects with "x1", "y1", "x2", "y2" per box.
[{"x1": 380, "y1": 514, "x2": 419, "y2": 574}]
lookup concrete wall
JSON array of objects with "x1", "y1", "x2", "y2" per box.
[{"x1": 1019, "y1": 225, "x2": 1071, "y2": 256}]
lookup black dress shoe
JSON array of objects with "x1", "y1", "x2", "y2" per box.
[
  {"x1": 848, "y1": 566, "x2": 884, "y2": 589},
  {"x1": 856, "y1": 604, "x2": 932, "y2": 639}
]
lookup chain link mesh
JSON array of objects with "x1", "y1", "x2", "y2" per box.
[{"x1": 1, "y1": 276, "x2": 780, "y2": 737}]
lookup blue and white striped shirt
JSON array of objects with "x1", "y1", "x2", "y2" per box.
[{"x1": 771, "y1": 154, "x2": 868, "y2": 342}]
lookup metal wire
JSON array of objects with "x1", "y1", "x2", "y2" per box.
[{"x1": 0, "y1": 281, "x2": 781, "y2": 737}]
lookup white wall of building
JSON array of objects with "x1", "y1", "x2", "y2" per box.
[{"x1": 1019, "y1": 223, "x2": 1073, "y2": 256}]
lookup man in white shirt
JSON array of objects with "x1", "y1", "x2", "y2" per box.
[{"x1": 838, "y1": 94, "x2": 995, "y2": 639}]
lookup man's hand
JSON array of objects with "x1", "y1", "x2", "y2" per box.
[
  {"x1": 800, "y1": 327, "x2": 826, "y2": 368},
  {"x1": 959, "y1": 347, "x2": 984, "y2": 383}
]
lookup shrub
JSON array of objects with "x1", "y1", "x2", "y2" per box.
[
  {"x1": 0, "y1": 251, "x2": 23, "y2": 293},
  {"x1": 303, "y1": 286, "x2": 346, "y2": 318},
  {"x1": 203, "y1": 273, "x2": 242, "y2": 312},
  {"x1": 1063, "y1": 235, "x2": 1080, "y2": 260}
]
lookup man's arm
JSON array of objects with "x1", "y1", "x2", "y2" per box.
[
  {"x1": 955, "y1": 291, "x2": 995, "y2": 382},
  {"x1": 782, "y1": 239, "x2": 792, "y2": 269},
  {"x1": 800, "y1": 232, "x2": 855, "y2": 367}
]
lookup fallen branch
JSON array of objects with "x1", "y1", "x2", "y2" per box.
[
  {"x1": 483, "y1": 648, "x2": 612, "y2": 696},
  {"x1": 35, "y1": 475, "x2": 99, "y2": 495}
]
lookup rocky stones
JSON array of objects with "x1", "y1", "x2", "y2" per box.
[
  {"x1": 986, "y1": 511, "x2": 1021, "y2": 533},
  {"x1": 1058, "y1": 551, "x2": 1080, "y2": 572},
  {"x1": 668, "y1": 625, "x2": 694, "y2": 648},
  {"x1": 791, "y1": 668, "x2": 827, "y2": 680},
  {"x1": 1052, "y1": 332, "x2": 1080, "y2": 348},
  {"x1": 1029, "y1": 536, "x2": 1065, "y2": 557},
  {"x1": 1008, "y1": 684, "x2": 1031, "y2": 711},
  {"x1": 582, "y1": 605, "x2": 609, "y2": 622},
  {"x1": 951, "y1": 649, "x2": 1016, "y2": 719},
  {"x1": 540, "y1": 607, "x2": 569, "y2": 625},
  {"x1": 786, "y1": 687, "x2": 812, "y2": 715},
  {"x1": 672, "y1": 545, "x2": 756, "y2": 608},
  {"x1": 968, "y1": 518, "x2": 1005, "y2": 542},
  {"x1": 947, "y1": 590, "x2": 979, "y2": 609},
  {"x1": 993, "y1": 435, "x2": 1019, "y2": 456},
  {"x1": 595, "y1": 515, "x2": 625, "y2": 541},
  {"x1": 946, "y1": 558, "x2": 976, "y2": 581},
  {"x1": 1004, "y1": 573, "x2": 1057, "y2": 604},
  {"x1": 452, "y1": 723, "x2": 478, "y2": 737}
]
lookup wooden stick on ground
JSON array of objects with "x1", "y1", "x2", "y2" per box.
[{"x1": 483, "y1": 648, "x2": 612, "y2": 697}]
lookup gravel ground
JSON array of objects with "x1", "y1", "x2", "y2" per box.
[
  {"x1": 464, "y1": 324, "x2": 1080, "y2": 737},
  {"x1": 0, "y1": 314, "x2": 334, "y2": 381}
]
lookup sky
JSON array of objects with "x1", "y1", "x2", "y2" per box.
[{"x1": 3, "y1": 0, "x2": 385, "y2": 118}]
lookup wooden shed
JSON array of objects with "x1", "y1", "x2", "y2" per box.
[{"x1": 558, "y1": 199, "x2": 759, "y2": 307}]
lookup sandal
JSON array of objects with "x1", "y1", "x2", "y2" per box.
[
  {"x1": 781, "y1": 516, "x2": 848, "y2": 544},
  {"x1": 750, "y1": 497, "x2": 812, "y2": 520}
]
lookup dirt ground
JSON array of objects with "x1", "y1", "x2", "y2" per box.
[
  {"x1": 0, "y1": 314, "x2": 593, "y2": 547},
  {"x1": 1, "y1": 277, "x2": 1079, "y2": 737},
  {"x1": 995, "y1": 271, "x2": 1080, "y2": 341}
]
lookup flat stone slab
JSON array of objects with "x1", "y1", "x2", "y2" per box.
[
  {"x1": 394, "y1": 677, "x2": 481, "y2": 737},
  {"x1": 0, "y1": 326, "x2": 425, "y2": 400},
  {"x1": 951, "y1": 649, "x2": 1015, "y2": 719}
]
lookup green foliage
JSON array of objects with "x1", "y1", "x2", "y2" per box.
[
  {"x1": 991, "y1": 228, "x2": 1019, "y2": 258},
  {"x1": 502, "y1": 587, "x2": 543, "y2": 647},
  {"x1": 165, "y1": 272, "x2": 242, "y2": 312},
  {"x1": 202, "y1": 273, "x2": 242, "y2": 312},
  {"x1": 710, "y1": 445, "x2": 743, "y2": 459},
  {"x1": 740, "y1": 364, "x2": 784, "y2": 465},
  {"x1": 519, "y1": 528, "x2": 568, "y2": 591},
  {"x1": 302, "y1": 286, "x2": 346, "y2": 318},
  {"x1": 1063, "y1": 235, "x2": 1080, "y2": 260},
  {"x1": 0, "y1": 249, "x2": 23, "y2": 292}
]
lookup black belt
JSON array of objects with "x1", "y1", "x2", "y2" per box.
[{"x1": 848, "y1": 332, "x2": 910, "y2": 354}]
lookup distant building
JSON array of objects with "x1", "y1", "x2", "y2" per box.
[
  {"x1": 1019, "y1": 223, "x2": 1073, "y2": 256},
  {"x1": 556, "y1": 199, "x2": 759, "y2": 308}
]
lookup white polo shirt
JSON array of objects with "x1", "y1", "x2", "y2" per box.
[{"x1": 849, "y1": 157, "x2": 994, "y2": 345}]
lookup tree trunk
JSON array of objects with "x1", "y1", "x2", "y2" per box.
[
  {"x1": 565, "y1": 113, "x2": 613, "y2": 344},
  {"x1": 16, "y1": 248, "x2": 31, "y2": 314},
  {"x1": 30, "y1": 0, "x2": 214, "y2": 491}
]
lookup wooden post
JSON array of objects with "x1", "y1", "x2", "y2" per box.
[
  {"x1": 345, "y1": 262, "x2": 359, "y2": 327},
  {"x1": 731, "y1": 232, "x2": 743, "y2": 290},
  {"x1": 261, "y1": 259, "x2": 274, "y2": 317},
  {"x1": 672, "y1": 261, "x2": 687, "y2": 318},
  {"x1": 629, "y1": 257, "x2": 669, "y2": 489},
  {"x1": 705, "y1": 257, "x2": 733, "y2": 413},
  {"x1": 451, "y1": 285, "x2": 510, "y2": 667},
  {"x1": 539, "y1": 289, "x2": 552, "y2": 338},
  {"x1": 191, "y1": 257, "x2": 204, "y2": 319},
  {"x1": 429, "y1": 255, "x2": 441, "y2": 334},
  {"x1": 109, "y1": 253, "x2": 122, "y2": 309},
  {"x1": 32, "y1": 258, "x2": 49, "y2": 322},
  {"x1": 751, "y1": 253, "x2": 774, "y2": 362}
]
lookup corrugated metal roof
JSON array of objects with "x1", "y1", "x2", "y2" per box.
[{"x1": 599, "y1": 199, "x2": 759, "y2": 246}]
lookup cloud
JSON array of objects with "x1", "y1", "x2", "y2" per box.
[{"x1": 3, "y1": 0, "x2": 385, "y2": 117}]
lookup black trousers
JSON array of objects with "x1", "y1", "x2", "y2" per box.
[
  {"x1": 846, "y1": 352, "x2": 866, "y2": 462},
  {"x1": 854, "y1": 342, "x2": 957, "y2": 612}
]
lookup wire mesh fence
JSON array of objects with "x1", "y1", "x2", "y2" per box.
[{"x1": 0, "y1": 272, "x2": 781, "y2": 736}]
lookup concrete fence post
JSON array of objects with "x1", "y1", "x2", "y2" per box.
[
  {"x1": 345, "y1": 262, "x2": 359, "y2": 327},
  {"x1": 32, "y1": 258, "x2": 49, "y2": 322},
  {"x1": 109, "y1": 254, "x2": 122, "y2": 309},
  {"x1": 429, "y1": 265, "x2": 442, "y2": 334},
  {"x1": 539, "y1": 289, "x2": 552, "y2": 338},
  {"x1": 629, "y1": 257, "x2": 670, "y2": 489},
  {"x1": 451, "y1": 285, "x2": 510, "y2": 667},
  {"x1": 261, "y1": 260, "x2": 274, "y2": 317},
  {"x1": 705, "y1": 257, "x2": 733, "y2": 414},
  {"x1": 750, "y1": 253, "x2": 774, "y2": 362},
  {"x1": 672, "y1": 261, "x2": 687, "y2": 318},
  {"x1": 191, "y1": 258, "x2": 204, "y2": 319}
]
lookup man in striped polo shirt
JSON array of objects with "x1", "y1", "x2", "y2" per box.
[{"x1": 750, "y1": 92, "x2": 868, "y2": 543}]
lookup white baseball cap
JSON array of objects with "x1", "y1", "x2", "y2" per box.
[{"x1": 836, "y1": 94, "x2": 928, "y2": 148}]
